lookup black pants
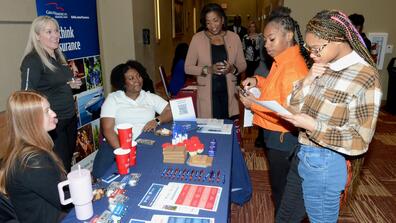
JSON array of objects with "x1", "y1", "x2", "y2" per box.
[
  {"x1": 212, "y1": 89, "x2": 229, "y2": 119},
  {"x1": 267, "y1": 149, "x2": 291, "y2": 213},
  {"x1": 275, "y1": 146, "x2": 306, "y2": 223},
  {"x1": 49, "y1": 116, "x2": 77, "y2": 172}
]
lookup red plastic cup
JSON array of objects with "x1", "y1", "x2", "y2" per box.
[
  {"x1": 114, "y1": 148, "x2": 130, "y2": 174},
  {"x1": 117, "y1": 124, "x2": 133, "y2": 149},
  {"x1": 129, "y1": 141, "x2": 137, "y2": 166},
  {"x1": 130, "y1": 154, "x2": 136, "y2": 166}
]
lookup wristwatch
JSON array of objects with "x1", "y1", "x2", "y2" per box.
[
  {"x1": 155, "y1": 117, "x2": 161, "y2": 126},
  {"x1": 202, "y1": 65, "x2": 209, "y2": 75}
]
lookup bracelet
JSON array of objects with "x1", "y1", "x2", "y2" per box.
[
  {"x1": 155, "y1": 117, "x2": 161, "y2": 126},
  {"x1": 202, "y1": 65, "x2": 209, "y2": 75}
]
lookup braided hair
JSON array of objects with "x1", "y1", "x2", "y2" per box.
[
  {"x1": 306, "y1": 10, "x2": 375, "y2": 67},
  {"x1": 268, "y1": 7, "x2": 312, "y2": 67}
]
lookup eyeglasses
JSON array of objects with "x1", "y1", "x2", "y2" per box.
[{"x1": 303, "y1": 41, "x2": 330, "y2": 57}]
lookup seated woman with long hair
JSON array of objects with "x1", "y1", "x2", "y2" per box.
[{"x1": 0, "y1": 91, "x2": 67, "y2": 223}]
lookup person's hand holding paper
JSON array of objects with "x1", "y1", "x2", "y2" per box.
[
  {"x1": 277, "y1": 112, "x2": 316, "y2": 132},
  {"x1": 238, "y1": 86, "x2": 261, "y2": 110}
]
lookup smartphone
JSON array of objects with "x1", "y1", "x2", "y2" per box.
[{"x1": 236, "y1": 86, "x2": 248, "y2": 97}]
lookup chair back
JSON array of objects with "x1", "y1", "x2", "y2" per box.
[{"x1": 159, "y1": 65, "x2": 171, "y2": 99}]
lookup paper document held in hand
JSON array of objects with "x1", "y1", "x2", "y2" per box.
[{"x1": 253, "y1": 100, "x2": 292, "y2": 115}]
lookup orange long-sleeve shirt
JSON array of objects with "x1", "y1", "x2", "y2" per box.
[{"x1": 251, "y1": 45, "x2": 308, "y2": 132}]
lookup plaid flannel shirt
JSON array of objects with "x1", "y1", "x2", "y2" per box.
[{"x1": 289, "y1": 51, "x2": 382, "y2": 156}]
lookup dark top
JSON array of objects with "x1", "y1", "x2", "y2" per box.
[
  {"x1": 227, "y1": 25, "x2": 247, "y2": 40},
  {"x1": 242, "y1": 34, "x2": 261, "y2": 62},
  {"x1": 211, "y1": 44, "x2": 229, "y2": 119},
  {"x1": 169, "y1": 59, "x2": 186, "y2": 96},
  {"x1": 6, "y1": 151, "x2": 64, "y2": 223},
  {"x1": 20, "y1": 51, "x2": 75, "y2": 119},
  {"x1": 211, "y1": 44, "x2": 228, "y2": 92}
]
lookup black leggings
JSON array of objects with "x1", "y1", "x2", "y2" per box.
[
  {"x1": 275, "y1": 146, "x2": 306, "y2": 223},
  {"x1": 49, "y1": 115, "x2": 77, "y2": 172}
]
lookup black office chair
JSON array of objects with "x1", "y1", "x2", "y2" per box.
[{"x1": 159, "y1": 65, "x2": 171, "y2": 99}]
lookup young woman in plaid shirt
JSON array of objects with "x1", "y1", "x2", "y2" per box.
[{"x1": 278, "y1": 10, "x2": 382, "y2": 222}]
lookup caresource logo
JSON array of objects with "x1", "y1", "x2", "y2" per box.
[
  {"x1": 46, "y1": 2, "x2": 64, "y2": 11},
  {"x1": 45, "y1": 2, "x2": 68, "y2": 19}
]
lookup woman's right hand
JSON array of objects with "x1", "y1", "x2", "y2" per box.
[
  {"x1": 242, "y1": 77, "x2": 257, "y2": 89},
  {"x1": 303, "y1": 63, "x2": 328, "y2": 86},
  {"x1": 67, "y1": 78, "x2": 82, "y2": 89},
  {"x1": 212, "y1": 62, "x2": 227, "y2": 75}
]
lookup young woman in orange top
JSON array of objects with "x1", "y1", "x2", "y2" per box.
[{"x1": 239, "y1": 7, "x2": 311, "y2": 217}]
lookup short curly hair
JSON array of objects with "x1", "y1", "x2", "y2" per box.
[{"x1": 110, "y1": 60, "x2": 149, "y2": 92}]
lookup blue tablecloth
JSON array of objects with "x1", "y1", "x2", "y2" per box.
[{"x1": 62, "y1": 122, "x2": 251, "y2": 222}]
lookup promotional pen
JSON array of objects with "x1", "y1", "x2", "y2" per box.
[
  {"x1": 183, "y1": 169, "x2": 191, "y2": 181},
  {"x1": 161, "y1": 167, "x2": 167, "y2": 177},
  {"x1": 194, "y1": 169, "x2": 200, "y2": 181},
  {"x1": 204, "y1": 171, "x2": 211, "y2": 182},
  {"x1": 165, "y1": 168, "x2": 172, "y2": 178},
  {"x1": 209, "y1": 170, "x2": 214, "y2": 182},
  {"x1": 181, "y1": 168, "x2": 187, "y2": 180},
  {"x1": 189, "y1": 170, "x2": 195, "y2": 181},
  {"x1": 169, "y1": 168, "x2": 175, "y2": 177},
  {"x1": 216, "y1": 170, "x2": 221, "y2": 183},
  {"x1": 178, "y1": 168, "x2": 186, "y2": 180},
  {"x1": 198, "y1": 170, "x2": 204, "y2": 181},
  {"x1": 173, "y1": 168, "x2": 179, "y2": 179}
]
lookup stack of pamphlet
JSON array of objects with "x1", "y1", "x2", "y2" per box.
[
  {"x1": 196, "y1": 118, "x2": 232, "y2": 135},
  {"x1": 138, "y1": 182, "x2": 222, "y2": 215},
  {"x1": 129, "y1": 215, "x2": 214, "y2": 223}
]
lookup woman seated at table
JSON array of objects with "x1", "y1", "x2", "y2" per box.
[
  {"x1": 0, "y1": 91, "x2": 67, "y2": 223},
  {"x1": 92, "y1": 60, "x2": 173, "y2": 178}
]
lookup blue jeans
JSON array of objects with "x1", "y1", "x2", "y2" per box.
[{"x1": 297, "y1": 145, "x2": 347, "y2": 223}]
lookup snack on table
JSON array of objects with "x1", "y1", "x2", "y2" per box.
[
  {"x1": 187, "y1": 154, "x2": 213, "y2": 168},
  {"x1": 155, "y1": 128, "x2": 172, "y2": 136}
]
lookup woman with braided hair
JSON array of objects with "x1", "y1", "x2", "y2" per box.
[
  {"x1": 239, "y1": 6, "x2": 310, "y2": 215},
  {"x1": 278, "y1": 10, "x2": 382, "y2": 222}
]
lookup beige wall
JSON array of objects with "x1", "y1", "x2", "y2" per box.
[
  {"x1": 205, "y1": 0, "x2": 257, "y2": 27},
  {"x1": 132, "y1": 0, "x2": 198, "y2": 85},
  {"x1": 285, "y1": 0, "x2": 396, "y2": 99},
  {"x1": 0, "y1": 0, "x2": 36, "y2": 111},
  {"x1": 97, "y1": 0, "x2": 136, "y2": 94}
]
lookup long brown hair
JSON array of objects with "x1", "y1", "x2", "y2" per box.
[
  {"x1": 306, "y1": 10, "x2": 375, "y2": 67},
  {"x1": 0, "y1": 91, "x2": 65, "y2": 195}
]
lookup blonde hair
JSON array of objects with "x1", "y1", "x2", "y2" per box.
[
  {"x1": 22, "y1": 16, "x2": 67, "y2": 71},
  {"x1": 0, "y1": 91, "x2": 65, "y2": 195}
]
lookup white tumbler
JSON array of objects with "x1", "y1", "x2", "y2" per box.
[{"x1": 58, "y1": 168, "x2": 93, "y2": 220}]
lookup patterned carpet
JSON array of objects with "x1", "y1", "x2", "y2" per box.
[{"x1": 231, "y1": 110, "x2": 396, "y2": 223}]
